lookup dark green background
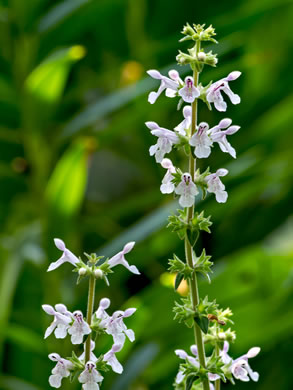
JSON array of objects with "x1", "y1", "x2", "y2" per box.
[{"x1": 0, "y1": 0, "x2": 292, "y2": 389}]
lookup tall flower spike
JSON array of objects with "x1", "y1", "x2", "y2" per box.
[
  {"x1": 147, "y1": 69, "x2": 180, "y2": 104},
  {"x1": 42, "y1": 304, "x2": 72, "y2": 339},
  {"x1": 108, "y1": 242, "x2": 139, "y2": 274},
  {"x1": 175, "y1": 173, "x2": 199, "y2": 207},
  {"x1": 47, "y1": 238, "x2": 79, "y2": 272},
  {"x1": 68, "y1": 310, "x2": 91, "y2": 344},
  {"x1": 206, "y1": 71, "x2": 241, "y2": 112},
  {"x1": 78, "y1": 361, "x2": 104, "y2": 390},
  {"x1": 175, "y1": 105, "x2": 192, "y2": 135},
  {"x1": 146, "y1": 121, "x2": 180, "y2": 163},
  {"x1": 179, "y1": 76, "x2": 200, "y2": 103},
  {"x1": 48, "y1": 353, "x2": 73, "y2": 389},
  {"x1": 189, "y1": 122, "x2": 213, "y2": 158},
  {"x1": 104, "y1": 344, "x2": 123, "y2": 374},
  {"x1": 209, "y1": 118, "x2": 240, "y2": 158},
  {"x1": 205, "y1": 168, "x2": 228, "y2": 203},
  {"x1": 160, "y1": 158, "x2": 176, "y2": 194}
]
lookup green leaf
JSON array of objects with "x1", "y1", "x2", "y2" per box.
[
  {"x1": 174, "y1": 272, "x2": 184, "y2": 290},
  {"x1": 194, "y1": 315, "x2": 209, "y2": 334},
  {"x1": 187, "y1": 227, "x2": 199, "y2": 247},
  {"x1": 185, "y1": 374, "x2": 197, "y2": 390}
]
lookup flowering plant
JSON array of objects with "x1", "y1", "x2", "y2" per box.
[
  {"x1": 42, "y1": 239, "x2": 139, "y2": 389},
  {"x1": 146, "y1": 23, "x2": 260, "y2": 390}
]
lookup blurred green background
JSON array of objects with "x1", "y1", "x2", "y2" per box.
[{"x1": 0, "y1": 0, "x2": 293, "y2": 389}]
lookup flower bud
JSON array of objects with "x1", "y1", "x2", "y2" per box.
[
  {"x1": 78, "y1": 268, "x2": 87, "y2": 276},
  {"x1": 197, "y1": 52, "x2": 206, "y2": 61},
  {"x1": 94, "y1": 269, "x2": 103, "y2": 279}
]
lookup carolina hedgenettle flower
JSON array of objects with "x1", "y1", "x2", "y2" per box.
[
  {"x1": 104, "y1": 344, "x2": 123, "y2": 374},
  {"x1": 48, "y1": 353, "x2": 73, "y2": 388},
  {"x1": 205, "y1": 168, "x2": 229, "y2": 203},
  {"x1": 146, "y1": 121, "x2": 179, "y2": 163},
  {"x1": 174, "y1": 105, "x2": 192, "y2": 135},
  {"x1": 179, "y1": 76, "x2": 200, "y2": 103},
  {"x1": 175, "y1": 173, "x2": 199, "y2": 207},
  {"x1": 189, "y1": 122, "x2": 213, "y2": 158},
  {"x1": 160, "y1": 158, "x2": 176, "y2": 194},
  {"x1": 147, "y1": 69, "x2": 180, "y2": 104},
  {"x1": 108, "y1": 241, "x2": 140, "y2": 275},
  {"x1": 68, "y1": 310, "x2": 91, "y2": 344},
  {"x1": 206, "y1": 71, "x2": 241, "y2": 112},
  {"x1": 42, "y1": 304, "x2": 72, "y2": 339},
  {"x1": 78, "y1": 361, "x2": 104, "y2": 390},
  {"x1": 47, "y1": 238, "x2": 79, "y2": 271}
]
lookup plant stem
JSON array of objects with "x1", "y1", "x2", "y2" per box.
[
  {"x1": 215, "y1": 329, "x2": 221, "y2": 390},
  {"x1": 85, "y1": 274, "x2": 96, "y2": 362},
  {"x1": 184, "y1": 45, "x2": 210, "y2": 390}
]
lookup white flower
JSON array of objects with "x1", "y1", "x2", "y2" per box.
[
  {"x1": 205, "y1": 169, "x2": 228, "y2": 203},
  {"x1": 95, "y1": 297, "x2": 111, "y2": 328},
  {"x1": 189, "y1": 122, "x2": 213, "y2": 158},
  {"x1": 231, "y1": 347, "x2": 260, "y2": 382},
  {"x1": 209, "y1": 118, "x2": 240, "y2": 158},
  {"x1": 48, "y1": 353, "x2": 73, "y2": 388},
  {"x1": 147, "y1": 69, "x2": 181, "y2": 104},
  {"x1": 42, "y1": 304, "x2": 72, "y2": 339},
  {"x1": 206, "y1": 71, "x2": 241, "y2": 112},
  {"x1": 79, "y1": 361, "x2": 103, "y2": 390},
  {"x1": 104, "y1": 344, "x2": 123, "y2": 374},
  {"x1": 175, "y1": 173, "x2": 199, "y2": 208},
  {"x1": 105, "y1": 308, "x2": 136, "y2": 346},
  {"x1": 179, "y1": 76, "x2": 200, "y2": 103},
  {"x1": 219, "y1": 341, "x2": 233, "y2": 364},
  {"x1": 160, "y1": 158, "x2": 176, "y2": 194},
  {"x1": 146, "y1": 121, "x2": 179, "y2": 163},
  {"x1": 47, "y1": 238, "x2": 79, "y2": 272},
  {"x1": 174, "y1": 105, "x2": 192, "y2": 135},
  {"x1": 68, "y1": 310, "x2": 91, "y2": 344},
  {"x1": 108, "y1": 242, "x2": 139, "y2": 275},
  {"x1": 79, "y1": 340, "x2": 98, "y2": 363}
]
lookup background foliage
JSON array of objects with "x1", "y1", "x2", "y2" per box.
[{"x1": 0, "y1": 0, "x2": 292, "y2": 389}]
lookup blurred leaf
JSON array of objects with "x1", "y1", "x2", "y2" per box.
[
  {"x1": 38, "y1": 0, "x2": 91, "y2": 32},
  {"x1": 0, "y1": 376, "x2": 42, "y2": 390},
  {"x1": 25, "y1": 46, "x2": 85, "y2": 105},
  {"x1": 46, "y1": 140, "x2": 88, "y2": 218},
  {"x1": 110, "y1": 343, "x2": 159, "y2": 390}
]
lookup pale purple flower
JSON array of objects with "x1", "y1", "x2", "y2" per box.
[
  {"x1": 68, "y1": 310, "x2": 91, "y2": 344},
  {"x1": 95, "y1": 298, "x2": 111, "y2": 328},
  {"x1": 47, "y1": 238, "x2": 79, "y2": 272},
  {"x1": 189, "y1": 122, "x2": 213, "y2": 158},
  {"x1": 146, "y1": 121, "x2": 180, "y2": 163},
  {"x1": 175, "y1": 173, "x2": 199, "y2": 208},
  {"x1": 206, "y1": 71, "x2": 241, "y2": 112},
  {"x1": 79, "y1": 340, "x2": 98, "y2": 363},
  {"x1": 48, "y1": 353, "x2": 73, "y2": 388},
  {"x1": 175, "y1": 105, "x2": 192, "y2": 135},
  {"x1": 220, "y1": 341, "x2": 233, "y2": 364},
  {"x1": 205, "y1": 169, "x2": 228, "y2": 203},
  {"x1": 105, "y1": 308, "x2": 136, "y2": 346},
  {"x1": 104, "y1": 344, "x2": 123, "y2": 374},
  {"x1": 209, "y1": 118, "x2": 240, "y2": 158},
  {"x1": 160, "y1": 158, "x2": 176, "y2": 194},
  {"x1": 78, "y1": 361, "x2": 103, "y2": 390},
  {"x1": 108, "y1": 242, "x2": 139, "y2": 275},
  {"x1": 231, "y1": 347, "x2": 260, "y2": 382},
  {"x1": 42, "y1": 304, "x2": 72, "y2": 339},
  {"x1": 147, "y1": 69, "x2": 180, "y2": 104},
  {"x1": 179, "y1": 76, "x2": 200, "y2": 103}
]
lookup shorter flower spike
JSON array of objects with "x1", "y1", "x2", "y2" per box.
[
  {"x1": 206, "y1": 71, "x2": 241, "y2": 112},
  {"x1": 47, "y1": 238, "x2": 79, "y2": 272},
  {"x1": 205, "y1": 169, "x2": 228, "y2": 203},
  {"x1": 104, "y1": 344, "x2": 123, "y2": 374},
  {"x1": 108, "y1": 242, "x2": 140, "y2": 275},
  {"x1": 78, "y1": 361, "x2": 104, "y2": 390},
  {"x1": 175, "y1": 173, "x2": 199, "y2": 207},
  {"x1": 48, "y1": 353, "x2": 73, "y2": 388}
]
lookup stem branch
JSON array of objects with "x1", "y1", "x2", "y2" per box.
[{"x1": 85, "y1": 274, "x2": 96, "y2": 362}]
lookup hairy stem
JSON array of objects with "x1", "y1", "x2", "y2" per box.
[
  {"x1": 85, "y1": 274, "x2": 96, "y2": 362},
  {"x1": 184, "y1": 45, "x2": 210, "y2": 390}
]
